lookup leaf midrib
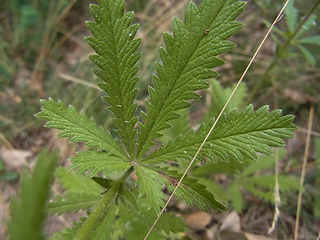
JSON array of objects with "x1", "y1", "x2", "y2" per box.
[
  {"x1": 47, "y1": 105, "x2": 124, "y2": 157},
  {"x1": 138, "y1": 1, "x2": 227, "y2": 158},
  {"x1": 102, "y1": 3, "x2": 135, "y2": 155},
  {"x1": 145, "y1": 124, "x2": 292, "y2": 161}
]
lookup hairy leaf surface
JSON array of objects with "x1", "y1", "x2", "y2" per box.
[
  {"x1": 70, "y1": 151, "x2": 131, "y2": 176},
  {"x1": 137, "y1": 0, "x2": 246, "y2": 158},
  {"x1": 135, "y1": 165, "x2": 166, "y2": 213},
  {"x1": 87, "y1": 0, "x2": 141, "y2": 155},
  {"x1": 47, "y1": 168, "x2": 103, "y2": 215},
  {"x1": 158, "y1": 168, "x2": 225, "y2": 212},
  {"x1": 47, "y1": 194, "x2": 101, "y2": 215},
  {"x1": 55, "y1": 167, "x2": 104, "y2": 194},
  {"x1": 36, "y1": 98, "x2": 125, "y2": 158},
  {"x1": 145, "y1": 105, "x2": 296, "y2": 163}
]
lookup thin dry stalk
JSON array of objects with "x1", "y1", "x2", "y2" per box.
[
  {"x1": 294, "y1": 106, "x2": 314, "y2": 240},
  {"x1": 267, "y1": 150, "x2": 281, "y2": 234},
  {"x1": 143, "y1": 0, "x2": 292, "y2": 239},
  {"x1": 297, "y1": 128, "x2": 320, "y2": 137},
  {"x1": 59, "y1": 73, "x2": 101, "y2": 90},
  {"x1": 30, "y1": 0, "x2": 78, "y2": 94}
]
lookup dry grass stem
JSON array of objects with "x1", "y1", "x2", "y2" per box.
[
  {"x1": 59, "y1": 73, "x2": 101, "y2": 90},
  {"x1": 294, "y1": 105, "x2": 314, "y2": 240},
  {"x1": 267, "y1": 150, "x2": 281, "y2": 234}
]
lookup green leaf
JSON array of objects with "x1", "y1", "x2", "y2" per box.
[
  {"x1": 242, "y1": 175, "x2": 299, "y2": 203},
  {"x1": 159, "y1": 168, "x2": 226, "y2": 212},
  {"x1": 8, "y1": 149, "x2": 58, "y2": 240},
  {"x1": 49, "y1": 221, "x2": 83, "y2": 240},
  {"x1": 146, "y1": 105, "x2": 296, "y2": 164},
  {"x1": 69, "y1": 151, "x2": 131, "y2": 176},
  {"x1": 239, "y1": 149, "x2": 286, "y2": 177},
  {"x1": 298, "y1": 36, "x2": 320, "y2": 45},
  {"x1": 297, "y1": 44, "x2": 316, "y2": 65},
  {"x1": 56, "y1": 167, "x2": 104, "y2": 194},
  {"x1": 117, "y1": 202, "x2": 185, "y2": 240},
  {"x1": 284, "y1": 0, "x2": 297, "y2": 33},
  {"x1": 295, "y1": 15, "x2": 317, "y2": 39},
  {"x1": 47, "y1": 193, "x2": 101, "y2": 215},
  {"x1": 86, "y1": 0, "x2": 141, "y2": 155},
  {"x1": 137, "y1": 0, "x2": 246, "y2": 158},
  {"x1": 36, "y1": 98, "x2": 125, "y2": 158},
  {"x1": 206, "y1": 79, "x2": 247, "y2": 119},
  {"x1": 92, "y1": 177, "x2": 114, "y2": 190},
  {"x1": 193, "y1": 157, "x2": 253, "y2": 176},
  {"x1": 135, "y1": 165, "x2": 166, "y2": 213},
  {"x1": 197, "y1": 178, "x2": 228, "y2": 203},
  {"x1": 229, "y1": 182, "x2": 243, "y2": 213},
  {"x1": 47, "y1": 168, "x2": 104, "y2": 215},
  {"x1": 90, "y1": 204, "x2": 118, "y2": 240}
]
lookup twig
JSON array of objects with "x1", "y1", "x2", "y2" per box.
[
  {"x1": 294, "y1": 105, "x2": 314, "y2": 240},
  {"x1": 143, "y1": 0, "x2": 292, "y2": 239}
]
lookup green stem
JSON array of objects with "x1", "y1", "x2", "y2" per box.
[
  {"x1": 246, "y1": 0, "x2": 320, "y2": 104},
  {"x1": 74, "y1": 166, "x2": 134, "y2": 240}
]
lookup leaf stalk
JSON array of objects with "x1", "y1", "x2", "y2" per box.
[
  {"x1": 247, "y1": 0, "x2": 320, "y2": 103},
  {"x1": 74, "y1": 166, "x2": 134, "y2": 240}
]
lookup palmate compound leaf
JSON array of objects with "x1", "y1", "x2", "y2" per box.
[
  {"x1": 86, "y1": 0, "x2": 141, "y2": 156},
  {"x1": 144, "y1": 105, "x2": 297, "y2": 164},
  {"x1": 137, "y1": 0, "x2": 246, "y2": 158},
  {"x1": 35, "y1": 98, "x2": 126, "y2": 158}
]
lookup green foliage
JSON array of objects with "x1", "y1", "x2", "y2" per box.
[
  {"x1": 137, "y1": 0, "x2": 246, "y2": 158},
  {"x1": 35, "y1": 99, "x2": 126, "y2": 158},
  {"x1": 8, "y1": 149, "x2": 58, "y2": 240},
  {"x1": 268, "y1": 0, "x2": 320, "y2": 65},
  {"x1": 86, "y1": 0, "x2": 141, "y2": 155},
  {"x1": 145, "y1": 105, "x2": 296, "y2": 164},
  {"x1": 46, "y1": 168, "x2": 103, "y2": 215},
  {"x1": 33, "y1": 0, "x2": 298, "y2": 238},
  {"x1": 206, "y1": 79, "x2": 247, "y2": 119},
  {"x1": 69, "y1": 151, "x2": 131, "y2": 176},
  {"x1": 312, "y1": 138, "x2": 320, "y2": 217},
  {"x1": 161, "y1": 168, "x2": 226, "y2": 212},
  {"x1": 49, "y1": 173, "x2": 185, "y2": 240},
  {"x1": 229, "y1": 150, "x2": 300, "y2": 212}
]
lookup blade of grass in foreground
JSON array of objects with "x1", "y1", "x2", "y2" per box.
[{"x1": 8, "y1": 149, "x2": 58, "y2": 240}]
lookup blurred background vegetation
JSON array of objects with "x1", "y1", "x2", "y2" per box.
[{"x1": 0, "y1": 0, "x2": 319, "y2": 239}]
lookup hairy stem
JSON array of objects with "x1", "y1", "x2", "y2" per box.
[
  {"x1": 246, "y1": 0, "x2": 320, "y2": 104},
  {"x1": 74, "y1": 166, "x2": 134, "y2": 240}
]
